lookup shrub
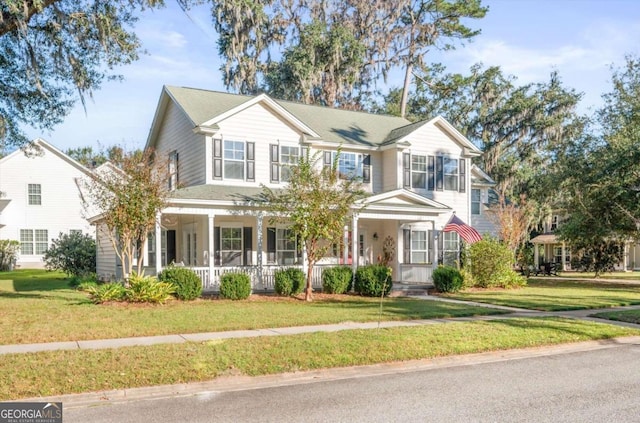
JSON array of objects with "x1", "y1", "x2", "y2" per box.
[
  {"x1": 354, "y1": 265, "x2": 392, "y2": 297},
  {"x1": 43, "y1": 232, "x2": 96, "y2": 277},
  {"x1": 77, "y1": 280, "x2": 99, "y2": 291},
  {"x1": 322, "y1": 266, "x2": 353, "y2": 294},
  {"x1": 0, "y1": 240, "x2": 20, "y2": 271},
  {"x1": 219, "y1": 272, "x2": 252, "y2": 300},
  {"x1": 87, "y1": 282, "x2": 126, "y2": 304},
  {"x1": 274, "y1": 268, "x2": 305, "y2": 296},
  {"x1": 432, "y1": 266, "x2": 464, "y2": 293},
  {"x1": 126, "y1": 273, "x2": 175, "y2": 304},
  {"x1": 467, "y1": 237, "x2": 526, "y2": 289},
  {"x1": 158, "y1": 266, "x2": 202, "y2": 300}
]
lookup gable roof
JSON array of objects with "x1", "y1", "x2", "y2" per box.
[
  {"x1": 147, "y1": 86, "x2": 483, "y2": 154},
  {"x1": 0, "y1": 138, "x2": 93, "y2": 176},
  {"x1": 471, "y1": 165, "x2": 496, "y2": 186}
]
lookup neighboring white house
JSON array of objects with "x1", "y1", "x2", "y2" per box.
[
  {"x1": 94, "y1": 86, "x2": 485, "y2": 287},
  {"x1": 0, "y1": 139, "x2": 94, "y2": 268},
  {"x1": 470, "y1": 165, "x2": 499, "y2": 239}
]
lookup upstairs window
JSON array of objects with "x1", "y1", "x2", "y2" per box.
[
  {"x1": 471, "y1": 189, "x2": 481, "y2": 215},
  {"x1": 323, "y1": 151, "x2": 371, "y2": 183},
  {"x1": 168, "y1": 151, "x2": 178, "y2": 190},
  {"x1": 280, "y1": 146, "x2": 299, "y2": 182},
  {"x1": 403, "y1": 155, "x2": 465, "y2": 192},
  {"x1": 224, "y1": 141, "x2": 245, "y2": 180},
  {"x1": 213, "y1": 139, "x2": 255, "y2": 182},
  {"x1": 411, "y1": 155, "x2": 427, "y2": 189},
  {"x1": 28, "y1": 184, "x2": 41, "y2": 205},
  {"x1": 443, "y1": 158, "x2": 458, "y2": 191}
]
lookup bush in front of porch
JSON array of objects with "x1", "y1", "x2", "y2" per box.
[
  {"x1": 322, "y1": 266, "x2": 353, "y2": 294},
  {"x1": 354, "y1": 265, "x2": 392, "y2": 297},
  {"x1": 274, "y1": 268, "x2": 305, "y2": 296},
  {"x1": 220, "y1": 272, "x2": 252, "y2": 300},
  {"x1": 158, "y1": 266, "x2": 202, "y2": 300}
]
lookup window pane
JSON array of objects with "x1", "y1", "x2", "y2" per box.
[
  {"x1": 20, "y1": 229, "x2": 34, "y2": 255},
  {"x1": 471, "y1": 189, "x2": 481, "y2": 215},
  {"x1": 276, "y1": 228, "x2": 297, "y2": 265},
  {"x1": 35, "y1": 230, "x2": 48, "y2": 254},
  {"x1": 224, "y1": 161, "x2": 244, "y2": 179},
  {"x1": 280, "y1": 146, "x2": 299, "y2": 182},
  {"x1": 224, "y1": 141, "x2": 245, "y2": 179},
  {"x1": 334, "y1": 152, "x2": 362, "y2": 179},
  {"x1": 411, "y1": 252, "x2": 427, "y2": 264},
  {"x1": 443, "y1": 158, "x2": 458, "y2": 191},
  {"x1": 28, "y1": 184, "x2": 41, "y2": 205}
]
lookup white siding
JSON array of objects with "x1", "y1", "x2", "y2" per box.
[
  {"x1": 155, "y1": 101, "x2": 206, "y2": 187},
  {"x1": 382, "y1": 149, "x2": 400, "y2": 192},
  {"x1": 211, "y1": 102, "x2": 303, "y2": 188},
  {"x1": 470, "y1": 187, "x2": 499, "y2": 238},
  {"x1": 96, "y1": 223, "x2": 118, "y2": 281},
  {"x1": 0, "y1": 143, "x2": 93, "y2": 268}
]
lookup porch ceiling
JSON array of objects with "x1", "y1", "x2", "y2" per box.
[{"x1": 170, "y1": 185, "x2": 269, "y2": 204}]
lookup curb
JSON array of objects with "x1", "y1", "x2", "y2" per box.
[{"x1": 30, "y1": 335, "x2": 640, "y2": 409}]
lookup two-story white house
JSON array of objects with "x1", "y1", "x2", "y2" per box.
[
  {"x1": 94, "y1": 86, "x2": 484, "y2": 288},
  {"x1": 0, "y1": 139, "x2": 94, "y2": 268}
]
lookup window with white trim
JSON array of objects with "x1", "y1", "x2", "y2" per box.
[
  {"x1": 28, "y1": 184, "x2": 41, "y2": 205},
  {"x1": 411, "y1": 155, "x2": 427, "y2": 189},
  {"x1": 224, "y1": 141, "x2": 245, "y2": 180},
  {"x1": 411, "y1": 230, "x2": 428, "y2": 263},
  {"x1": 280, "y1": 146, "x2": 299, "y2": 182},
  {"x1": 441, "y1": 232, "x2": 460, "y2": 267},
  {"x1": 220, "y1": 227, "x2": 242, "y2": 265},
  {"x1": 333, "y1": 152, "x2": 363, "y2": 180},
  {"x1": 20, "y1": 229, "x2": 48, "y2": 255},
  {"x1": 443, "y1": 158, "x2": 459, "y2": 191},
  {"x1": 471, "y1": 189, "x2": 481, "y2": 215},
  {"x1": 168, "y1": 150, "x2": 178, "y2": 190},
  {"x1": 276, "y1": 228, "x2": 297, "y2": 265}
]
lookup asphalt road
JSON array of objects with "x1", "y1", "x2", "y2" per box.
[{"x1": 65, "y1": 342, "x2": 640, "y2": 423}]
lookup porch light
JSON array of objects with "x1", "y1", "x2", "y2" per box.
[{"x1": 373, "y1": 232, "x2": 379, "y2": 241}]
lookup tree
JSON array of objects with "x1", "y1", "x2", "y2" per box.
[
  {"x1": 66, "y1": 145, "x2": 126, "y2": 168},
  {"x1": 0, "y1": 240, "x2": 20, "y2": 271},
  {"x1": 80, "y1": 148, "x2": 170, "y2": 279},
  {"x1": 261, "y1": 150, "x2": 365, "y2": 301},
  {"x1": 212, "y1": 0, "x2": 487, "y2": 111},
  {"x1": 557, "y1": 56, "x2": 640, "y2": 267},
  {"x1": 487, "y1": 195, "x2": 535, "y2": 253},
  {"x1": 43, "y1": 231, "x2": 96, "y2": 276},
  {"x1": 0, "y1": 0, "x2": 190, "y2": 149}
]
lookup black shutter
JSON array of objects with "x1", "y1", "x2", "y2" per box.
[
  {"x1": 403, "y1": 153, "x2": 411, "y2": 189},
  {"x1": 436, "y1": 156, "x2": 444, "y2": 191},
  {"x1": 428, "y1": 230, "x2": 434, "y2": 264},
  {"x1": 437, "y1": 232, "x2": 444, "y2": 265},
  {"x1": 428, "y1": 155, "x2": 435, "y2": 191},
  {"x1": 362, "y1": 154, "x2": 371, "y2": 183},
  {"x1": 267, "y1": 227, "x2": 276, "y2": 264},
  {"x1": 403, "y1": 229, "x2": 411, "y2": 264},
  {"x1": 323, "y1": 151, "x2": 332, "y2": 169},
  {"x1": 243, "y1": 227, "x2": 253, "y2": 265},
  {"x1": 246, "y1": 142, "x2": 255, "y2": 182},
  {"x1": 214, "y1": 226, "x2": 220, "y2": 266},
  {"x1": 270, "y1": 144, "x2": 279, "y2": 183},
  {"x1": 459, "y1": 158, "x2": 466, "y2": 193},
  {"x1": 213, "y1": 139, "x2": 222, "y2": 180}
]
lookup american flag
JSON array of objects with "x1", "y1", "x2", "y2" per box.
[{"x1": 442, "y1": 214, "x2": 482, "y2": 244}]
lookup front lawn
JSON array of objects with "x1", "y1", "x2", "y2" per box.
[
  {"x1": 557, "y1": 272, "x2": 640, "y2": 281},
  {"x1": 0, "y1": 270, "x2": 505, "y2": 345},
  {"x1": 592, "y1": 309, "x2": 640, "y2": 324},
  {"x1": 2, "y1": 317, "x2": 637, "y2": 400},
  {"x1": 444, "y1": 279, "x2": 640, "y2": 311}
]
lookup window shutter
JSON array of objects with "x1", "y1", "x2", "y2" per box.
[
  {"x1": 428, "y1": 230, "x2": 435, "y2": 264},
  {"x1": 403, "y1": 153, "x2": 411, "y2": 189},
  {"x1": 267, "y1": 227, "x2": 276, "y2": 264},
  {"x1": 270, "y1": 144, "x2": 279, "y2": 183},
  {"x1": 214, "y1": 226, "x2": 220, "y2": 266},
  {"x1": 213, "y1": 139, "x2": 222, "y2": 180},
  {"x1": 435, "y1": 156, "x2": 444, "y2": 191},
  {"x1": 323, "y1": 151, "x2": 332, "y2": 169},
  {"x1": 246, "y1": 142, "x2": 255, "y2": 182},
  {"x1": 437, "y1": 233, "x2": 444, "y2": 265},
  {"x1": 458, "y1": 158, "x2": 466, "y2": 192},
  {"x1": 403, "y1": 229, "x2": 411, "y2": 264},
  {"x1": 362, "y1": 154, "x2": 371, "y2": 183},
  {"x1": 428, "y1": 156, "x2": 435, "y2": 191},
  {"x1": 243, "y1": 227, "x2": 253, "y2": 265}
]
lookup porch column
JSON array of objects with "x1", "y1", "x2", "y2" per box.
[
  {"x1": 342, "y1": 225, "x2": 349, "y2": 264},
  {"x1": 534, "y1": 244, "x2": 539, "y2": 267},
  {"x1": 624, "y1": 242, "x2": 630, "y2": 271},
  {"x1": 208, "y1": 213, "x2": 215, "y2": 289},
  {"x1": 561, "y1": 242, "x2": 566, "y2": 271},
  {"x1": 155, "y1": 212, "x2": 162, "y2": 274},
  {"x1": 256, "y1": 212, "x2": 264, "y2": 288},
  {"x1": 351, "y1": 214, "x2": 359, "y2": 276},
  {"x1": 433, "y1": 229, "x2": 439, "y2": 267}
]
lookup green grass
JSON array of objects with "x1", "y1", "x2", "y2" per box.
[
  {"x1": 1, "y1": 317, "x2": 637, "y2": 401},
  {"x1": 592, "y1": 309, "x2": 640, "y2": 324},
  {"x1": 557, "y1": 272, "x2": 640, "y2": 280},
  {"x1": 445, "y1": 279, "x2": 640, "y2": 311},
  {"x1": 0, "y1": 270, "x2": 505, "y2": 345}
]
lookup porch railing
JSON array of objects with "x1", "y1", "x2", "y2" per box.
[
  {"x1": 190, "y1": 264, "x2": 334, "y2": 292},
  {"x1": 398, "y1": 264, "x2": 434, "y2": 285}
]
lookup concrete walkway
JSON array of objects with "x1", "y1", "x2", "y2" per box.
[{"x1": 2, "y1": 296, "x2": 640, "y2": 356}]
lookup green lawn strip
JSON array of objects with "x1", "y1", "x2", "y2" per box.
[
  {"x1": 591, "y1": 309, "x2": 640, "y2": 324},
  {"x1": 558, "y1": 272, "x2": 640, "y2": 281},
  {"x1": 445, "y1": 280, "x2": 640, "y2": 311},
  {"x1": 1, "y1": 317, "x2": 637, "y2": 401},
  {"x1": 0, "y1": 270, "x2": 505, "y2": 345}
]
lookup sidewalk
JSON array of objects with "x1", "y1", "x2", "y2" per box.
[{"x1": 2, "y1": 296, "x2": 640, "y2": 356}]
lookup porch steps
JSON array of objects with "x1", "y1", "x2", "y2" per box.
[{"x1": 389, "y1": 284, "x2": 432, "y2": 297}]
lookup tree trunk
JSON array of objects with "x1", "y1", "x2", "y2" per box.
[
  {"x1": 305, "y1": 260, "x2": 314, "y2": 302},
  {"x1": 400, "y1": 62, "x2": 413, "y2": 119}
]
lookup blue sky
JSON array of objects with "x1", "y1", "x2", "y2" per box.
[{"x1": 27, "y1": 0, "x2": 640, "y2": 152}]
